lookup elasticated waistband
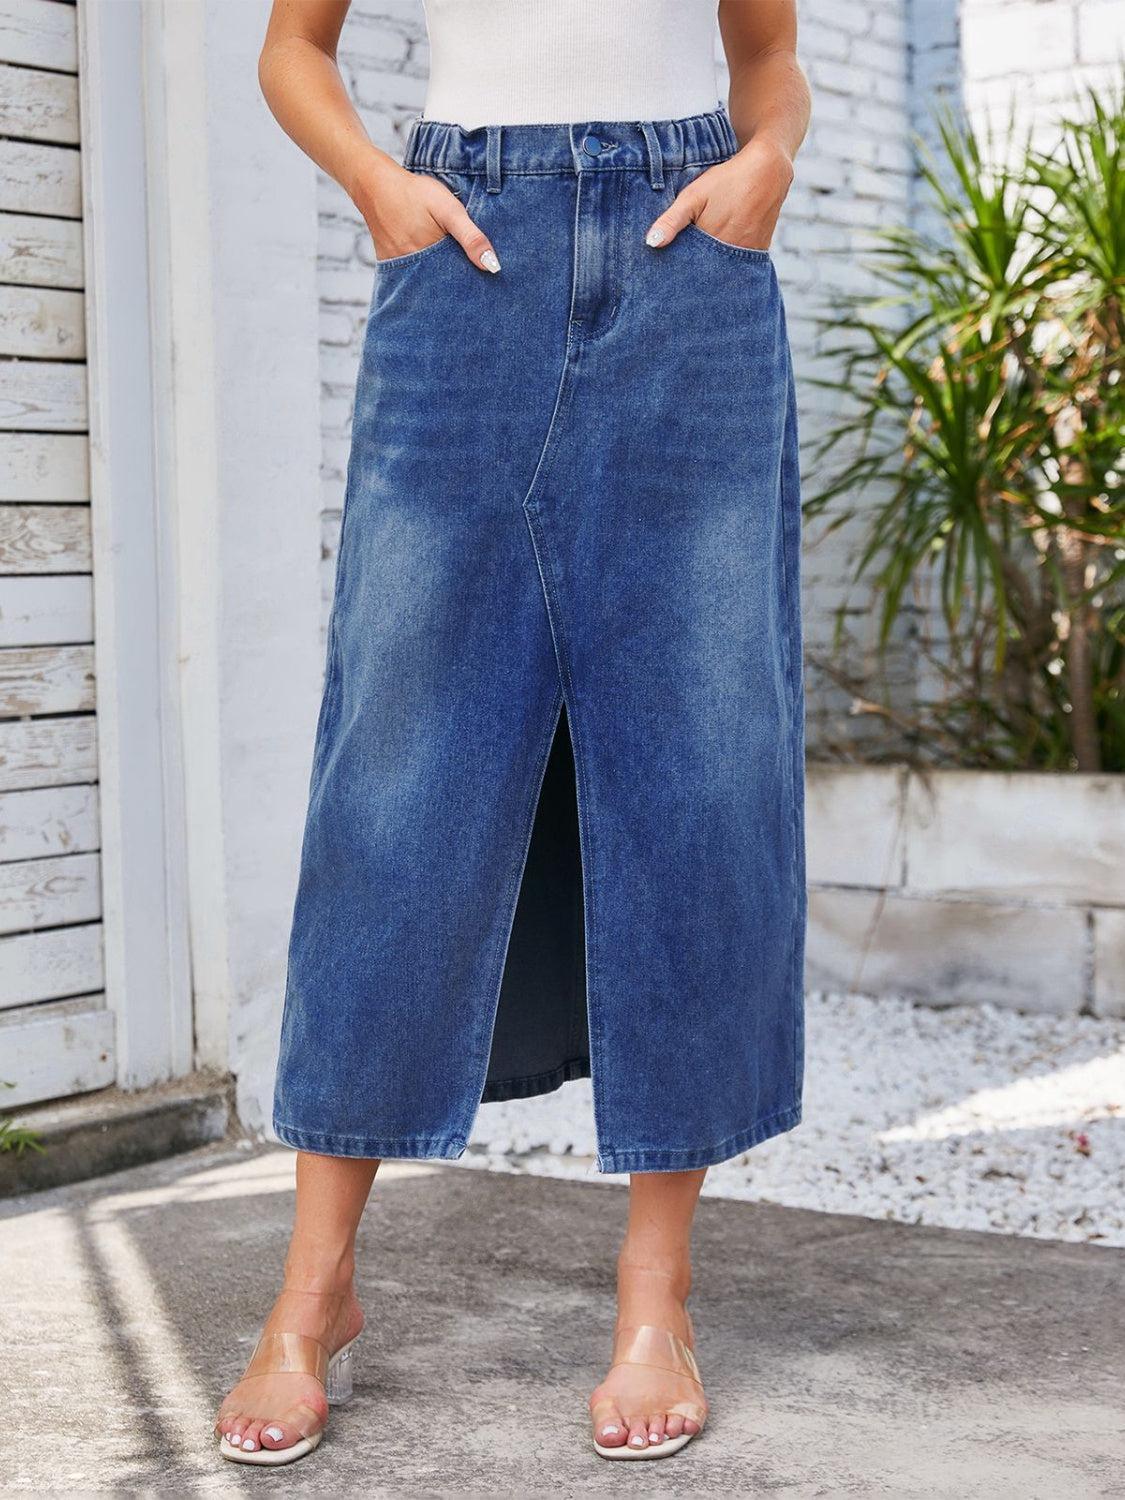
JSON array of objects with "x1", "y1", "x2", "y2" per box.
[{"x1": 403, "y1": 106, "x2": 737, "y2": 191}]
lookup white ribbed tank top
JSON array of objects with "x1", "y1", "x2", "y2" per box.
[{"x1": 420, "y1": 0, "x2": 720, "y2": 130}]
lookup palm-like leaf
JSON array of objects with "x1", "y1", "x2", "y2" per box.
[{"x1": 806, "y1": 91, "x2": 1125, "y2": 770}]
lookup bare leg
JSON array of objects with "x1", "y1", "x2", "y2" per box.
[
  {"x1": 590, "y1": 1169, "x2": 708, "y2": 1451},
  {"x1": 215, "y1": 1152, "x2": 379, "y2": 1453}
]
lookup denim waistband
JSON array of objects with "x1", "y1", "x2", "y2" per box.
[{"x1": 403, "y1": 106, "x2": 737, "y2": 193}]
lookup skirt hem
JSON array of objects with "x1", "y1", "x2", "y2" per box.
[
  {"x1": 272, "y1": 1121, "x2": 467, "y2": 1161},
  {"x1": 594, "y1": 1103, "x2": 802, "y2": 1175},
  {"x1": 272, "y1": 1101, "x2": 802, "y2": 1172}
]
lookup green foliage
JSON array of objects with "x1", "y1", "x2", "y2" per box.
[
  {"x1": 807, "y1": 89, "x2": 1124, "y2": 770},
  {"x1": 0, "y1": 1082, "x2": 43, "y2": 1156}
]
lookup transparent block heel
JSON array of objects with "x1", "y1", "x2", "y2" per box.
[{"x1": 325, "y1": 1337, "x2": 357, "y2": 1405}]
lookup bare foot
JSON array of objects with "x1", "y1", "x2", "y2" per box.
[
  {"x1": 215, "y1": 1286, "x2": 364, "y2": 1455},
  {"x1": 590, "y1": 1256, "x2": 706, "y2": 1452}
]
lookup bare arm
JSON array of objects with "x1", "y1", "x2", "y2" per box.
[
  {"x1": 259, "y1": 0, "x2": 499, "y2": 269},
  {"x1": 720, "y1": 0, "x2": 810, "y2": 161},
  {"x1": 647, "y1": 0, "x2": 811, "y2": 251}
]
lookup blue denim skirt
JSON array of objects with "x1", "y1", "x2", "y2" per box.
[{"x1": 273, "y1": 106, "x2": 806, "y2": 1173}]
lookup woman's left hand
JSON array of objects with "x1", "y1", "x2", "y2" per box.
[{"x1": 644, "y1": 137, "x2": 794, "y2": 253}]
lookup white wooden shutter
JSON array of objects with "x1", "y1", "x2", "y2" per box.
[{"x1": 0, "y1": 0, "x2": 112, "y2": 1104}]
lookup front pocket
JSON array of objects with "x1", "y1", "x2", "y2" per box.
[
  {"x1": 683, "y1": 222, "x2": 772, "y2": 264},
  {"x1": 375, "y1": 172, "x2": 483, "y2": 273},
  {"x1": 376, "y1": 232, "x2": 459, "y2": 272},
  {"x1": 667, "y1": 161, "x2": 774, "y2": 265}
]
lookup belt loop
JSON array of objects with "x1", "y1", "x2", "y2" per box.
[
  {"x1": 486, "y1": 125, "x2": 502, "y2": 194},
  {"x1": 640, "y1": 121, "x2": 665, "y2": 191}
]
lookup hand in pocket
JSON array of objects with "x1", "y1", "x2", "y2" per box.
[
  {"x1": 357, "y1": 163, "x2": 500, "y2": 272},
  {"x1": 643, "y1": 140, "x2": 794, "y2": 253}
]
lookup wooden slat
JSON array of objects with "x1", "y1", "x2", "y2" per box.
[
  {"x1": 0, "y1": 849, "x2": 100, "y2": 932},
  {"x1": 0, "y1": 284, "x2": 84, "y2": 359},
  {"x1": 0, "y1": 62, "x2": 78, "y2": 144},
  {"x1": 0, "y1": 781, "x2": 97, "y2": 861},
  {"x1": 0, "y1": 716, "x2": 96, "y2": 791},
  {"x1": 0, "y1": 431, "x2": 87, "y2": 499},
  {"x1": 0, "y1": 139, "x2": 81, "y2": 218},
  {"x1": 0, "y1": 920, "x2": 101, "y2": 1008},
  {"x1": 0, "y1": 503, "x2": 89, "y2": 571},
  {"x1": 0, "y1": 644, "x2": 94, "y2": 715},
  {"x1": 0, "y1": 0, "x2": 78, "y2": 73},
  {"x1": 0, "y1": 997, "x2": 114, "y2": 1107},
  {"x1": 0, "y1": 211, "x2": 83, "y2": 289},
  {"x1": 0, "y1": 574, "x2": 92, "y2": 645},
  {"x1": 0, "y1": 5, "x2": 110, "y2": 1107},
  {"x1": 0, "y1": 360, "x2": 86, "y2": 430}
]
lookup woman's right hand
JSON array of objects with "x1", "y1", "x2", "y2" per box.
[{"x1": 356, "y1": 162, "x2": 500, "y2": 272}]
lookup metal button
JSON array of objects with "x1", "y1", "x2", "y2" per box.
[{"x1": 582, "y1": 135, "x2": 603, "y2": 157}]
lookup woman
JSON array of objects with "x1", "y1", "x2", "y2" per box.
[{"x1": 216, "y1": 0, "x2": 810, "y2": 1467}]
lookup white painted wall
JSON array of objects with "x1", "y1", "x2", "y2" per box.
[
  {"x1": 149, "y1": 0, "x2": 324, "y2": 1133},
  {"x1": 805, "y1": 765, "x2": 1125, "y2": 1017},
  {"x1": 80, "y1": 0, "x2": 195, "y2": 1097}
]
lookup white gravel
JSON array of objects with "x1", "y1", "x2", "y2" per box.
[{"x1": 467, "y1": 992, "x2": 1125, "y2": 1246}]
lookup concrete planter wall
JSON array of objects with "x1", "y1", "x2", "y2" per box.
[{"x1": 805, "y1": 766, "x2": 1125, "y2": 1018}]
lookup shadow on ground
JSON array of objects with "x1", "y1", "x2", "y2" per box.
[{"x1": 1, "y1": 1142, "x2": 1122, "y2": 1496}]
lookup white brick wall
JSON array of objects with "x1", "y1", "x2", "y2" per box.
[
  {"x1": 780, "y1": 1, "x2": 919, "y2": 753},
  {"x1": 315, "y1": 0, "x2": 1123, "y2": 752},
  {"x1": 962, "y1": 0, "x2": 1122, "y2": 149}
]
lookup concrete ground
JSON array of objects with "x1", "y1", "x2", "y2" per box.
[{"x1": 2, "y1": 1143, "x2": 1122, "y2": 1498}]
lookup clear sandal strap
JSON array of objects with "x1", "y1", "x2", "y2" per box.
[
  {"x1": 610, "y1": 1325, "x2": 702, "y2": 1385},
  {"x1": 243, "y1": 1331, "x2": 329, "y2": 1385}
]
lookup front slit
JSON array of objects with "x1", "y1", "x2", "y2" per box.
[{"x1": 482, "y1": 705, "x2": 590, "y2": 1103}]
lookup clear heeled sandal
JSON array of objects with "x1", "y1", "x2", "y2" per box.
[
  {"x1": 591, "y1": 1324, "x2": 706, "y2": 1461},
  {"x1": 217, "y1": 1330, "x2": 359, "y2": 1467}
]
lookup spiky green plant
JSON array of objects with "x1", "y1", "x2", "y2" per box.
[
  {"x1": 807, "y1": 90, "x2": 1124, "y2": 770},
  {"x1": 0, "y1": 1083, "x2": 42, "y2": 1155}
]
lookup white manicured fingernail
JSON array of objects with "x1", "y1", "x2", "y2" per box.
[
  {"x1": 646, "y1": 226, "x2": 666, "y2": 247},
  {"x1": 263, "y1": 1426, "x2": 284, "y2": 1442},
  {"x1": 480, "y1": 250, "x2": 501, "y2": 273}
]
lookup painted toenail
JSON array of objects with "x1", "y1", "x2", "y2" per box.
[
  {"x1": 263, "y1": 1427, "x2": 285, "y2": 1442},
  {"x1": 601, "y1": 1426, "x2": 619, "y2": 1436},
  {"x1": 241, "y1": 1438, "x2": 257, "y2": 1450},
  {"x1": 630, "y1": 1435, "x2": 646, "y2": 1447},
  {"x1": 649, "y1": 1433, "x2": 661, "y2": 1442}
]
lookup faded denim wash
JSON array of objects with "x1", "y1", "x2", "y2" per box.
[{"x1": 273, "y1": 107, "x2": 806, "y2": 1173}]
